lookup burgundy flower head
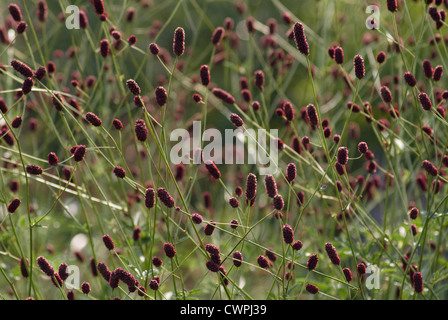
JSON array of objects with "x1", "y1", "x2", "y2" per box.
[
  {"x1": 293, "y1": 22, "x2": 309, "y2": 56},
  {"x1": 353, "y1": 55, "x2": 365, "y2": 79},
  {"x1": 102, "y1": 234, "x2": 115, "y2": 251},
  {"x1": 8, "y1": 4, "x2": 23, "y2": 22},
  {"x1": 85, "y1": 112, "x2": 102, "y2": 127},
  {"x1": 230, "y1": 113, "x2": 244, "y2": 127},
  {"x1": 264, "y1": 175, "x2": 278, "y2": 198},
  {"x1": 212, "y1": 88, "x2": 235, "y2": 105},
  {"x1": 173, "y1": 27, "x2": 185, "y2": 56},
  {"x1": 7, "y1": 198, "x2": 21, "y2": 214},
  {"x1": 307, "y1": 254, "x2": 319, "y2": 270},
  {"x1": 26, "y1": 164, "x2": 43, "y2": 175},
  {"x1": 282, "y1": 224, "x2": 294, "y2": 244},
  {"x1": 200, "y1": 65, "x2": 210, "y2": 86},
  {"x1": 73, "y1": 145, "x2": 87, "y2": 162},
  {"x1": 205, "y1": 160, "x2": 221, "y2": 179},
  {"x1": 334, "y1": 47, "x2": 344, "y2": 64},
  {"x1": 324, "y1": 242, "x2": 341, "y2": 265},
  {"x1": 337, "y1": 147, "x2": 349, "y2": 165},
  {"x1": 245, "y1": 173, "x2": 257, "y2": 201},
  {"x1": 113, "y1": 166, "x2": 126, "y2": 179},
  {"x1": 211, "y1": 27, "x2": 224, "y2": 45},
  {"x1": 163, "y1": 242, "x2": 176, "y2": 258},
  {"x1": 155, "y1": 86, "x2": 167, "y2": 106},
  {"x1": 233, "y1": 251, "x2": 243, "y2": 267},
  {"x1": 157, "y1": 188, "x2": 175, "y2": 208},
  {"x1": 126, "y1": 79, "x2": 141, "y2": 96},
  {"x1": 47, "y1": 152, "x2": 58, "y2": 166},
  {"x1": 305, "y1": 283, "x2": 319, "y2": 294},
  {"x1": 37, "y1": 256, "x2": 54, "y2": 276},
  {"x1": 135, "y1": 119, "x2": 148, "y2": 142}
]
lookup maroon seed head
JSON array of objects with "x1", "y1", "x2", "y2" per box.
[
  {"x1": 413, "y1": 272, "x2": 423, "y2": 293},
  {"x1": 337, "y1": 147, "x2": 349, "y2": 165},
  {"x1": 305, "y1": 283, "x2": 319, "y2": 294},
  {"x1": 273, "y1": 194, "x2": 285, "y2": 210},
  {"x1": 422, "y1": 160, "x2": 438, "y2": 176},
  {"x1": 324, "y1": 242, "x2": 341, "y2": 265},
  {"x1": 173, "y1": 27, "x2": 185, "y2": 56},
  {"x1": 85, "y1": 112, "x2": 102, "y2": 126},
  {"x1": 376, "y1": 51, "x2": 386, "y2": 64},
  {"x1": 254, "y1": 70, "x2": 265, "y2": 91},
  {"x1": 36, "y1": 256, "x2": 54, "y2": 276},
  {"x1": 73, "y1": 145, "x2": 87, "y2": 162},
  {"x1": 112, "y1": 119, "x2": 123, "y2": 130},
  {"x1": 20, "y1": 258, "x2": 29, "y2": 278},
  {"x1": 230, "y1": 113, "x2": 244, "y2": 127},
  {"x1": 233, "y1": 251, "x2": 243, "y2": 267},
  {"x1": 334, "y1": 47, "x2": 344, "y2": 64},
  {"x1": 37, "y1": 1, "x2": 48, "y2": 22},
  {"x1": 21, "y1": 77, "x2": 34, "y2": 95},
  {"x1": 16, "y1": 21, "x2": 27, "y2": 34},
  {"x1": 245, "y1": 173, "x2": 257, "y2": 201},
  {"x1": 100, "y1": 39, "x2": 110, "y2": 58},
  {"x1": 134, "y1": 119, "x2": 148, "y2": 142},
  {"x1": 353, "y1": 55, "x2": 365, "y2": 79},
  {"x1": 403, "y1": 72, "x2": 417, "y2": 87},
  {"x1": 48, "y1": 152, "x2": 58, "y2": 166},
  {"x1": 433, "y1": 65, "x2": 443, "y2": 81},
  {"x1": 93, "y1": 0, "x2": 105, "y2": 15},
  {"x1": 293, "y1": 22, "x2": 309, "y2": 56},
  {"x1": 387, "y1": 0, "x2": 398, "y2": 12},
  {"x1": 102, "y1": 234, "x2": 115, "y2": 251},
  {"x1": 409, "y1": 207, "x2": 419, "y2": 220},
  {"x1": 113, "y1": 166, "x2": 126, "y2": 179},
  {"x1": 257, "y1": 255, "x2": 269, "y2": 269},
  {"x1": 282, "y1": 224, "x2": 294, "y2": 244},
  {"x1": 157, "y1": 187, "x2": 175, "y2": 208},
  {"x1": 380, "y1": 86, "x2": 393, "y2": 103},
  {"x1": 191, "y1": 213, "x2": 203, "y2": 224},
  {"x1": 145, "y1": 188, "x2": 155, "y2": 209},
  {"x1": 211, "y1": 27, "x2": 224, "y2": 45},
  {"x1": 26, "y1": 164, "x2": 43, "y2": 175},
  {"x1": 307, "y1": 254, "x2": 319, "y2": 270},
  {"x1": 155, "y1": 86, "x2": 167, "y2": 106},
  {"x1": 81, "y1": 282, "x2": 91, "y2": 294},
  {"x1": 149, "y1": 279, "x2": 159, "y2": 290},
  {"x1": 358, "y1": 142, "x2": 368, "y2": 154},
  {"x1": 200, "y1": 65, "x2": 210, "y2": 86},
  {"x1": 212, "y1": 88, "x2": 235, "y2": 105},
  {"x1": 11, "y1": 59, "x2": 33, "y2": 78},
  {"x1": 149, "y1": 43, "x2": 160, "y2": 55},
  {"x1": 163, "y1": 242, "x2": 176, "y2": 258},
  {"x1": 205, "y1": 160, "x2": 221, "y2": 179},
  {"x1": 204, "y1": 220, "x2": 216, "y2": 236},
  {"x1": 343, "y1": 268, "x2": 353, "y2": 282},
  {"x1": 228, "y1": 197, "x2": 239, "y2": 208},
  {"x1": 422, "y1": 59, "x2": 433, "y2": 79},
  {"x1": 152, "y1": 256, "x2": 162, "y2": 268},
  {"x1": 418, "y1": 92, "x2": 432, "y2": 111},
  {"x1": 7, "y1": 198, "x2": 21, "y2": 213},
  {"x1": 264, "y1": 175, "x2": 278, "y2": 198},
  {"x1": 126, "y1": 79, "x2": 141, "y2": 96},
  {"x1": 357, "y1": 262, "x2": 367, "y2": 275},
  {"x1": 8, "y1": 4, "x2": 22, "y2": 22},
  {"x1": 306, "y1": 104, "x2": 319, "y2": 126},
  {"x1": 11, "y1": 116, "x2": 22, "y2": 128}
]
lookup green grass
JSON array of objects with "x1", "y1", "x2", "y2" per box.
[{"x1": 0, "y1": 0, "x2": 448, "y2": 300}]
